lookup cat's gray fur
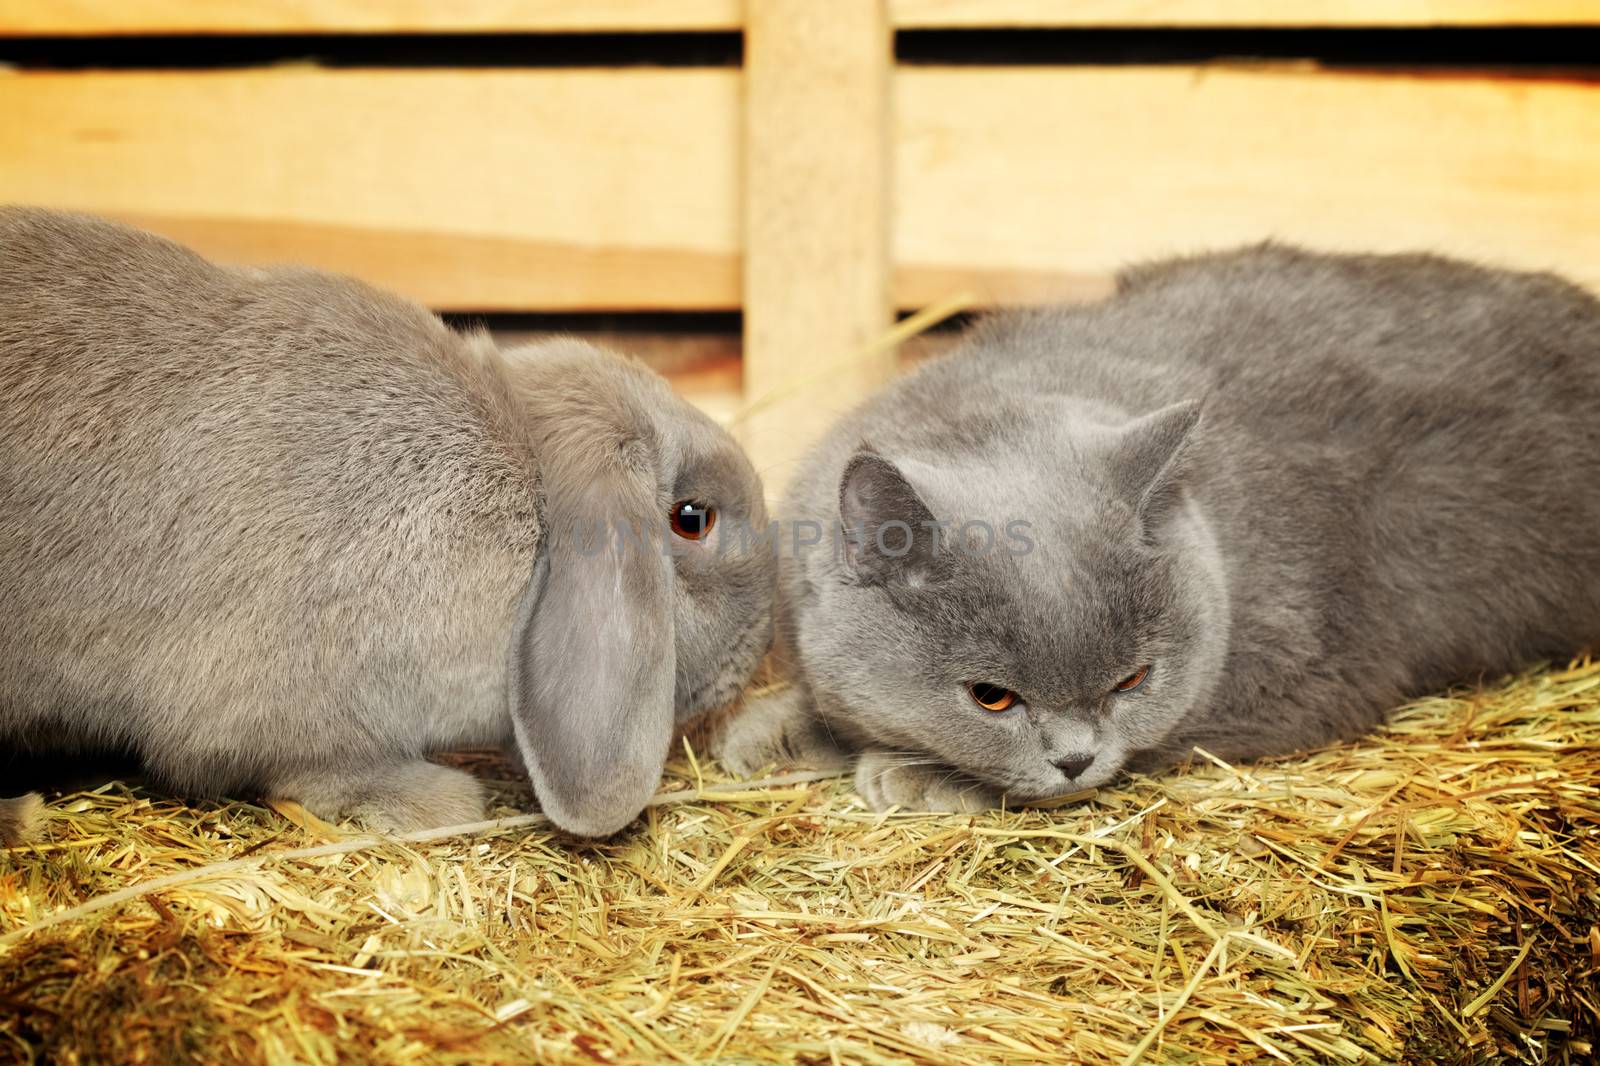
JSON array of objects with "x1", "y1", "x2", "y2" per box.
[
  {"x1": 717, "y1": 244, "x2": 1600, "y2": 811},
  {"x1": 0, "y1": 208, "x2": 773, "y2": 840}
]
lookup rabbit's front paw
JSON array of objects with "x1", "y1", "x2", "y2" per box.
[
  {"x1": 713, "y1": 686, "x2": 851, "y2": 776},
  {"x1": 0, "y1": 793, "x2": 45, "y2": 846},
  {"x1": 274, "y1": 761, "x2": 488, "y2": 833},
  {"x1": 853, "y1": 753, "x2": 1001, "y2": 813}
]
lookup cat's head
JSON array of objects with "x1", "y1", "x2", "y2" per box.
[{"x1": 794, "y1": 399, "x2": 1229, "y2": 800}]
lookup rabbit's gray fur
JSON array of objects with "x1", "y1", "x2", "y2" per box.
[
  {"x1": 0, "y1": 208, "x2": 772, "y2": 839},
  {"x1": 717, "y1": 244, "x2": 1600, "y2": 811}
]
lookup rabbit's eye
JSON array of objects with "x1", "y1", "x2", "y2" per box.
[
  {"x1": 1112, "y1": 665, "x2": 1151, "y2": 693},
  {"x1": 966, "y1": 682, "x2": 1019, "y2": 712},
  {"x1": 670, "y1": 500, "x2": 717, "y2": 540}
]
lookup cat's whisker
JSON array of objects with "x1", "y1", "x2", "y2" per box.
[{"x1": 868, "y1": 752, "x2": 945, "y2": 770}]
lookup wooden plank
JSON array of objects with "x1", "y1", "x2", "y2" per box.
[
  {"x1": 7, "y1": 64, "x2": 1595, "y2": 321},
  {"x1": 13, "y1": 0, "x2": 1592, "y2": 33},
  {"x1": 893, "y1": 66, "x2": 1600, "y2": 307},
  {"x1": 0, "y1": 68, "x2": 740, "y2": 311},
  {"x1": 742, "y1": 0, "x2": 894, "y2": 488},
  {"x1": 15, "y1": 0, "x2": 1600, "y2": 33},
  {"x1": 892, "y1": 1, "x2": 1600, "y2": 27},
  {"x1": 0, "y1": 0, "x2": 742, "y2": 35}
]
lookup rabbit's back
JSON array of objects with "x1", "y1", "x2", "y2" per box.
[{"x1": 0, "y1": 210, "x2": 542, "y2": 788}]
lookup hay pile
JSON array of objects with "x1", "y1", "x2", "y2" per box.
[{"x1": 2, "y1": 661, "x2": 1597, "y2": 1065}]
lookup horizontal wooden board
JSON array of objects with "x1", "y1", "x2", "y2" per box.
[
  {"x1": 8, "y1": 0, "x2": 1596, "y2": 33},
  {"x1": 0, "y1": 0, "x2": 742, "y2": 35},
  {"x1": 4, "y1": 65, "x2": 1598, "y2": 312},
  {"x1": 0, "y1": 68, "x2": 740, "y2": 310},
  {"x1": 894, "y1": 66, "x2": 1600, "y2": 305},
  {"x1": 892, "y1": 1, "x2": 1600, "y2": 27}
]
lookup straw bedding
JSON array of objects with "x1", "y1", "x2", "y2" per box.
[{"x1": 2, "y1": 661, "x2": 1597, "y2": 1065}]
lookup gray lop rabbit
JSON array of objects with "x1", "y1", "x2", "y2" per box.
[
  {"x1": 718, "y1": 244, "x2": 1600, "y2": 811},
  {"x1": 0, "y1": 208, "x2": 773, "y2": 841}
]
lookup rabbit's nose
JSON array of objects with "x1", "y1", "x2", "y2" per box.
[{"x1": 1053, "y1": 754, "x2": 1094, "y2": 780}]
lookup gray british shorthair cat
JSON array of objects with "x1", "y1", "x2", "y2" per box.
[{"x1": 716, "y1": 244, "x2": 1600, "y2": 811}]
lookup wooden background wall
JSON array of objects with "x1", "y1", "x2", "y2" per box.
[{"x1": 2, "y1": 1, "x2": 1598, "y2": 486}]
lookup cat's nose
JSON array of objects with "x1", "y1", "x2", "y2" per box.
[{"x1": 1053, "y1": 754, "x2": 1094, "y2": 780}]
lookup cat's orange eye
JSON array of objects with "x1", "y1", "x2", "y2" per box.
[
  {"x1": 669, "y1": 500, "x2": 716, "y2": 540},
  {"x1": 1113, "y1": 665, "x2": 1151, "y2": 693},
  {"x1": 966, "y1": 682, "x2": 1019, "y2": 712}
]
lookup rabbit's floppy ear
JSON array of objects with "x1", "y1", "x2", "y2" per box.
[{"x1": 508, "y1": 447, "x2": 675, "y2": 838}]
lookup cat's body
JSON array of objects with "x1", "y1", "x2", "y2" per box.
[{"x1": 719, "y1": 245, "x2": 1600, "y2": 810}]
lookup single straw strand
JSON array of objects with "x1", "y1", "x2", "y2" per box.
[{"x1": 729, "y1": 292, "x2": 974, "y2": 426}]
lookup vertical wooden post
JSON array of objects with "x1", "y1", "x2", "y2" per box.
[{"x1": 741, "y1": 0, "x2": 894, "y2": 493}]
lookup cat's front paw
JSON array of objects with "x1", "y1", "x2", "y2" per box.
[
  {"x1": 853, "y1": 753, "x2": 1002, "y2": 813},
  {"x1": 713, "y1": 686, "x2": 851, "y2": 777}
]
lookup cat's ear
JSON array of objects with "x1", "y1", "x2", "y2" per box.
[
  {"x1": 1111, "y1": 401, "x2": 1202, "y2": 538},
  {"x1": 839, "y1": 450, "x2": 947, "y2": 586}
]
